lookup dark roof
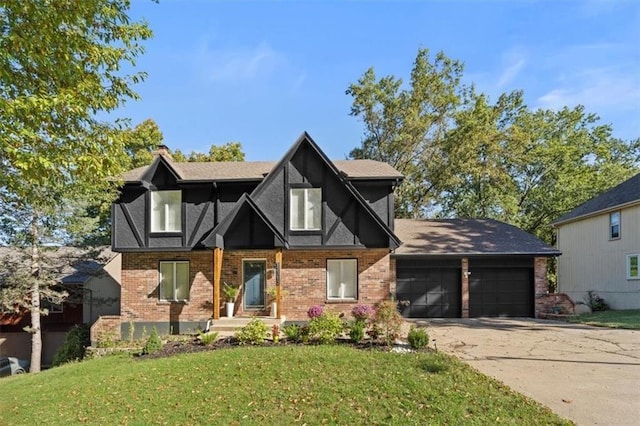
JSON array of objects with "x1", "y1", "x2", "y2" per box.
[
  {"x1": 0, "y1": 246, "x2": 116, "y2": 284},
  {"x1": 122, "y1": 158, "x2": 404, "y2": 183},
  {"x1": 393, "y1": 219, "x2": 560, "y2": 256},
  {"x1": 552, "y1": 173, "x2": 640, "y2": 225}
]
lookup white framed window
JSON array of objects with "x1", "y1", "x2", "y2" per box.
[
  {"x1": 627, "y1": 254, "x2": 639, "y2": 280},
  {"x1": 327, "y1": 259, "x2": 357, "y2": 300},
  {"x1": 159, "y1": 261, "x2": 190, "y2": 301},
  {"x1": 290, "y1": 188, "x2": 322, "y2": 230},
  {"x1": 151, "y1": 190, "x2": 182, "y2": 232},
  {"x1": 609, "y1": 211, "x2": 620, "y2": 239}
]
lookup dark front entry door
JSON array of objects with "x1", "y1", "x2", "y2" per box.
[{"x1": 243, "y1": 260, "x2": 266, "y2": 310}]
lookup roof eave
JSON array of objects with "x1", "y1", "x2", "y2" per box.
[{"x1": 552, "y1": 199, "x2": 640, "y2": 227}]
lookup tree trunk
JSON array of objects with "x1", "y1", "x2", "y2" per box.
[{"x1": 29, "y1": 215, "x2": 42, "y2": 373}]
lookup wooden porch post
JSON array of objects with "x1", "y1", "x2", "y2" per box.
[
  {"x1": 213, "y1": 247, "x2": 223, "y2": 319},
  {"x1": 275, "y1": 248, "x2": 283, "y2": 319}
]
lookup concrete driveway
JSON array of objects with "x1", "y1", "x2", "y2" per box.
[{"x1": 411, "y1": 318, "x2": 640, "y2": 425}]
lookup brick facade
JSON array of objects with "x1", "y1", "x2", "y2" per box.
[
  {"x1": 119, "y1": 248, "x2": 393, "y2": 329},
  {"x1": 534, "y1": 256, "x2": 550, "y2": 318}
]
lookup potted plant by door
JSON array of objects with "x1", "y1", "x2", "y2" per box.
[
  {"x1": 267, "y1": 287, "x2": 288, "y2": 318},
  {"x1": 223, "y1": 283, "x2": 239, "y2": 318}
]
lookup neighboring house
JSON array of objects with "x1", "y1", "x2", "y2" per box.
[
  {"x1": 0, "y1": 247, "x2": 120, "y2": 364},
  {"x1": 112, "y1": 132, "x2": 559, "y2": 338},
  {"x1": 552, "y1": 173, "x2": 640, "y2": 309}
]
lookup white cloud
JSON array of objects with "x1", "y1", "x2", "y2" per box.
[
  {"x1": 496, "y1": 47, "x2": 527, "y2": 89},
  {"x1": 536, "y1": 67, "x2": 640, "y2": 111},
  {"x1": 196, "y1": 40, "x2": 284, "y2": 83}
]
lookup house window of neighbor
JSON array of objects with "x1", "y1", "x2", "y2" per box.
[
  {"x1": 159, "y1": 261, "x2": 190, "y2": 301},
  {"x1": 627, "y1": 254, "x2": 639, "y2": 280},
  {"x1": 41, "y1": 299, "x2": 63, "y2": 314},
  {"x1": 610, "y1": 211, "x2": 620, "y2": 239},
  {"x1": 151, "y1": 190, "x2": 181, "y2": 232},
  {"x1": 327, "y1": 259, "x2": 357, "y2": 300},
  {"x1": 290, "y1": 188, "x2": 321, "y2": 230}
]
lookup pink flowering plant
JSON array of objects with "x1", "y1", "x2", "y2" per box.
[
  {"x1": 351, "y1": 304, "x2": 375, "y2": 322},
  {"x1": 307, "y1": 305, "x2": 324, "y2": 319}
]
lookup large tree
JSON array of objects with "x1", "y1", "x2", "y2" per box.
[
  {"x1": 347, "y1": 48, "x2": 465, "y2": 217},
  {"x1": 0, "y1": 0, "x2": 152, "y2": 372},
  {"x1": 348, "y1": 48, "x2": 640, "y2": 243},
  {"x1": 173, "y1": 142, "x2": 245, "y2": 162}
]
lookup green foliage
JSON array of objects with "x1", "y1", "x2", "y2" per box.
[
  {"x1": 142, "y1": 327, "x2": 162, "y2": 355},
  {"x1": 407, "y1": 326, "x2": 429, "y2": 350},
  {"x1": 283, "y1": 324, "x2": 306, "y2": 343},
  {"x1": 584, "y1": 291, "x2": 610, "y2": 312},
  {"x1": 0, "y1": 347, "x2": 570, "y2": 425},
  {"x1": 172, "y1": 142, "x2": 245, "y2": 162},
  {"x1": 198, "y1": 331, "x2": 219, "y2": 346},
  {"x1": 348, "y1": 320, "x2": 366, "y2": 343},
  {"x1": 0, "y1": 0, "x2": 152, "y2": 372},
  {"x1": 223, "y1": 283, "x2": 240, "y2": 302},
  {"x1": 308, "y1": 312, "x2": 344, "y2": 344},
  {"x1": 348, "y1": 47, "x2": 640, "y2": 245},
  {"x1": 52, "y1": 324, "x2": 91, "y2": 366},
  {"x1": 373, "y1": 300, "x2": 405, "y2": 346},
  {"x1": 235, "y1": 319, "x2": 269, "y2": 345}
]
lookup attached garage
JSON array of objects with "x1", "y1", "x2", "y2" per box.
[
  {"x1": 393, "y1": 219, "x2": 560, "y2": 319},
  {"x1": 396, "y1": 259, "x2": 461, "y2": 318}
]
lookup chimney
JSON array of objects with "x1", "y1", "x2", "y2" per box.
[{"x1": 153, "y1": 144, "x2": 172, "y2": 159}]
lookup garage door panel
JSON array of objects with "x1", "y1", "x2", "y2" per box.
[
  {"x1": 396, "y1": 278, "x2": 413, "y2": 293},
  {"x1": 396, "y1": 263, "x2": 461, "y2": 318},
  {"x1": 469, "y1": 267, "x2": 533, "y2": 317}
]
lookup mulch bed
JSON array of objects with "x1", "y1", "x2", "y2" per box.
[{"x1": 137, "y1": 336, "x2": 415, "y2": 360}]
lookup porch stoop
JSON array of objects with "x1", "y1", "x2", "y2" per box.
[{"x1": 206, "y1": 316, "x2": 286, "y2": 333}]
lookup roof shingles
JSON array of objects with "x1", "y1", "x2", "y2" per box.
[{"x1": 394, "y1": 218, "x2": 560, "y2": 256}]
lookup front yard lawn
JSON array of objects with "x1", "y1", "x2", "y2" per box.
[
  {"x1": 0, "y1": 345, "x2": 570, "y2": 425},
  {"x1": 568, "y1": 309, "x2": 640, "y2": 329}
]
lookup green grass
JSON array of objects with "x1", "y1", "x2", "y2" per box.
[
  {"x1": 568, "y1": 309, "x2": 640, "y2": 329},
  {"x1": 0, "y1": 346, "x2": 570, "y2": 425}
]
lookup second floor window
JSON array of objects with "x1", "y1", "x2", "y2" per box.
[
  {"x1": 610, "y1": 211, "x2": 620, "y2": 239},
  {"x1": 151, "y1": 190, "x2": 181, "y2": 232},
  {"x1": 290, "y1": 188, "x2": 321, "y2": 230}
]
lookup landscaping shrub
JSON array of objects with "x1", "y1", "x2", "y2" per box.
[
  {"x1": 198, "y1": 331, "x2": 219, "y2": 346},
  {"x1": 374, "y1": 300, "x2": 404, "y2": 346},
  {"x1": 283, "y1": 324, "x2": 302, "y2": 342},
  {"x1": 584, "y1": 290, "x2": 609, "y2": 312},
  {"x1": 307, "y1": 305, "x2": 324, "y2": 319},
  {"x1": 53, "y1": 324, "x2": 90, "y2": 366},
  {"x1": 351, "y1": 304, "x2": 375, "y2": 321},
  {"x1": 407, "y1": 326, "x2": 429, "y2": 350},
  {"x1": 235, "y1": 319, "x2": 269, "y2": 345},
  {"x1": 309, "y1": 311, "x2": 344, "y2": 344},
  {"x1": 142, "y1": 327, "x2": 163, "y2": 354},
  {"x1": 349, "y1": 320, "x2": 366, "y2": 343}
]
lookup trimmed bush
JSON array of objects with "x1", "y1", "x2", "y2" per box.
[
  {"x1": 407, "y1": 326, "x2": 429, "y2": 350},
  {"x1": 584, "y1": 290, "x2": 609, "y2": 312},
  {"x1": 142, "y1": 327, "x2": 162, "y2": 354},
  {"x1": 53, "y1": 324, "x2": 91, "y2": 366},
  {"x1": 199, "y1": 331, "x2": 219, "y2": 346},
  {"x1": 235, "y1": 319, "x2": 269, "y2": 345},
  {"x1": 309, "y1": 312, "x2": 344, "y2": 344}
]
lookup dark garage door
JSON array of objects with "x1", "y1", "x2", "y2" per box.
[
  {"x1": 396, "y1": 260, "x2": 461, "y2": 318},
  {"x1": 469, "y1": 268, "x2": 533, "y2": 317}
]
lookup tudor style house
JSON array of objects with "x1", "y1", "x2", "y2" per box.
[
  {"x1": 552, "y1": 173, "x2": 640, "y2": 309},
  {"x1": 110, "y1": 132, "x2": 559, "y2": 337},
  {"x1": 112, "y1": 133, "x2": 403, "y2": 334}
]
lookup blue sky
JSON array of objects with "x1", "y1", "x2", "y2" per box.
[{"x1": 118, "y1": 0, "x2": 640, "y2": 161}]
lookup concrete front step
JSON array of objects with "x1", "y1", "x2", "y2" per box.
[{"x1": 206, "y1": 316, "x2": 286, "y2": 332}]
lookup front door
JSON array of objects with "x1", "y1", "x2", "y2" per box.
[{"x1": 243, "y1": 260, "x2": 266, "y2": 310}]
